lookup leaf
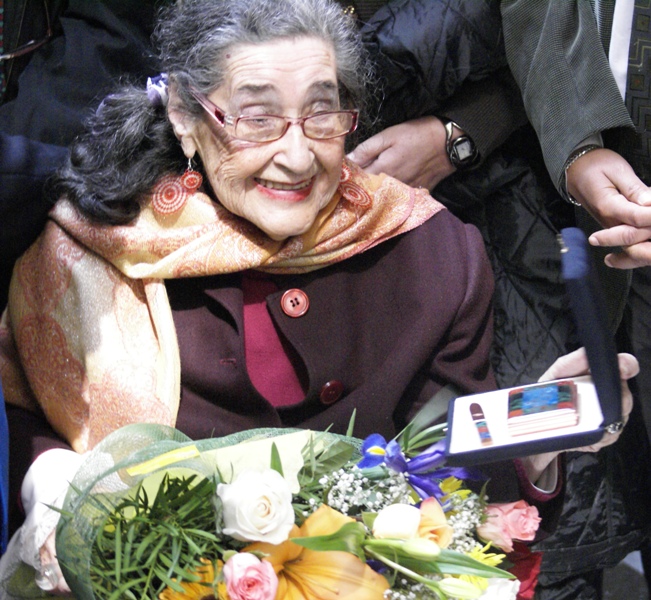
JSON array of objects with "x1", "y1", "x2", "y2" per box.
[
  {"x1": 114, "y1": 519, "x2": 122, "y2": 584},
  {"x1": 364, "y1": 538, "x2": 440, "y2": 565},
  {"x1": 406, "y1": 423, "x2": 448, "y2": 453},
  {"x1": 158, "y1": 552, "x2": 204, "y2": 581},
  {"x1": 361, "y1": 512, "x2": 377, "y2": 530},
  {"x1": 298, "y1": 438, "x2": 354, "y2": 485},
  {"x1": 291, "y1": 521, "x2": 367, "y2": 561},
  {"x1": 397, "y1": 385, "x2": 460, "y2": 451},
  {"x1": 314, "y1": 441, "x2": 355, "y2": 475},
  {"x1": 435, "y1": 549, "x2": 515, "y2": 579},
  {"x1": 270, "y1": 442, "x2": 284, "y2": 477},
  {"x1": 134, "y1": 531, "x2": 164, "y2": 562},
  {"x1": 181, "y1": 531, "x2": 203, "y2": 558},
  {"x1": 105, "y1": 576, "x2": 150, "y2": 600},
  {"x1": 153, "y1": 567, "x2": 186, "y2": 592},
  {"x1": 346, "y1": 410, "x2": 357, "y2": 437}
]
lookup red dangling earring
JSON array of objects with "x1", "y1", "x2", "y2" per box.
[
  {"x1": 181, "y1": 157, "x2": 203, "y2": 193},
  {"x1": 152, "y1": 157, "x2": 203, "y2": 215}
]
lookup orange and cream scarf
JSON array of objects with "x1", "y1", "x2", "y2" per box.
[{"x1": 0, "y1": 160, "x2": 443, "y2": 452}]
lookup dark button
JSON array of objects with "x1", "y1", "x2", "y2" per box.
[
  {"x1": 281, "y1": 288, "x2": 309, "y2": 317},
  {"x1": 320, "y1": 380, "x2": 344, "y2": 405}
]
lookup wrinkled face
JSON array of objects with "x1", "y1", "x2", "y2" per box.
[{"x1": 181, "y1": 37, "x2": 345, "y2": 241}]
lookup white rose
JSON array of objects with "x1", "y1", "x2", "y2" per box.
[
  {"x1": 217, "y1": 469, "x2": 294, "y2": 544},
  {"x1": 372, "y1": 503, "x2": 421, "y2": 539},
  {"x1": 478, "y1": 578, "x2": 520, "y2": 600}
]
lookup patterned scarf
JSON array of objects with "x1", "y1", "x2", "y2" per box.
[{"x1": 0, "y1": 160, "x2": 443, "y2": 452}]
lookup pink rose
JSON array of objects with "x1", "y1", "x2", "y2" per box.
[
  {"x1": 223, "y1": 553, "x2": 279, "y2": 600},
  {"x1": 476, "y1": 500, "x2": 541, "y2": 553}
]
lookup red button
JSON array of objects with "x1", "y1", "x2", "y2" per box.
[
  {"x1": 281, "y1": 289, "x2": 309, "y2": 317},
  {"x1": 320, "y1": 380, "x2": 344, "y2": 405}
]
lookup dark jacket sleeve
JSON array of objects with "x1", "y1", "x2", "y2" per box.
[
  {"x1": 500, "y1": 0, "x2": 634, "y2": 188},
  {"x1": 360, "y1": 0, "x2": 508, "y2": 129},
  {"x1": 437, "y1": 68, "x2": 529, "y2": 163}
]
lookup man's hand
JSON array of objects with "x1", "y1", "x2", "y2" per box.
[
  {"x1": 538, "y1": 348, "x2": 636, "y2": 452},
  {"x1": 520, "y1": 348, "x2": 637, "y2": 483},
  {"x1": 566, "y1": 148, "x2": 651, "y2": 268},
  {"x1": 347, "y1": 116, "x2": 455, "y2": 190}
]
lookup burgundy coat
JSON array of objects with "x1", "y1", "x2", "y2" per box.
[
  {"x1": 9, "y1": 208, "x2": 531, "y2": 534},
  {"x1": 168, "y1": 208, "x2": 496, "y2": 441}
]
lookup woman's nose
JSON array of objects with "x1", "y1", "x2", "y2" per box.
[{"x1": 273, "y1": 122, "x2": 314, "y2": 172}]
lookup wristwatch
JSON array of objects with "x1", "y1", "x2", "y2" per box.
[{"x1": 440, "y1": 118, "x2": 479, "y2": 170}]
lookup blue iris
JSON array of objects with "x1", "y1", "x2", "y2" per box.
[
  {"x1": 357, "y1": 433, "x2": 389, "y2": 468},
  {"x1": 358, "y1": 435, "x2": 482, "y2": 503}
]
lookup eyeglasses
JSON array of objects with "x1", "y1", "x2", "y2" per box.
[
  {"x1": 0, "y1": 0, "x2": 53, "y2": 62},
  {"x1": 190, "y1": 89, "x2": 359, "y2": 143}
]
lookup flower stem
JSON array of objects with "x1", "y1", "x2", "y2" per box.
[{"x1": 364, "y1": 547, "x2": 446, "y2": 599}]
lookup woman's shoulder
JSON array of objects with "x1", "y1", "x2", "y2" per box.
[
  {"x1": 343, "y1": 160, "x2": 485, "y2": 258},
  {"x1": 344, "y1": 159, "x2": 447, "y2": 214}
]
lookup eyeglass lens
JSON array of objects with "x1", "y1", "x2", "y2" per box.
[{"x1": 234, "y1": 112, "x2": 355, "y2": 142}]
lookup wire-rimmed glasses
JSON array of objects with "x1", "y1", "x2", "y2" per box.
[{"x1": 190, "y1": 89, "x2": 359, "y2": 143}]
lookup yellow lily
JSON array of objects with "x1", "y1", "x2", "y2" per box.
[{"x1": 246, "y1": 505, "x2": 389, "y2": 600}]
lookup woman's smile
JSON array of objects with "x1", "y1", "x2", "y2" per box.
[
  {"x1": 254, "y1": 176, "x2": 315, "y2": 201},
  {"x1": 175, "y1": 36, "x2": 345, "y2": 241}
]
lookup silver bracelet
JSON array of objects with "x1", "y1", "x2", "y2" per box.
[{"x1": 560, "y1": 144, "x2": 602, "y2": 206}]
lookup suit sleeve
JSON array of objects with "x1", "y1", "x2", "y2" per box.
[
  {"x1": 437, "y1": 68, "x2": 529, "y2": 163},
  {"x1": 500, "y1": 0, "x2": 633, "y2": 188}
]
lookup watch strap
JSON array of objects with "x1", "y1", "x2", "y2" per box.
[{"x1": 440, "y1": 117, "x2": 479, "y2": 169}]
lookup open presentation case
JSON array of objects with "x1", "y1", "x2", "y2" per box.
[{"x1": 444, "y1": 227, "x2": 624, "y2": 466}]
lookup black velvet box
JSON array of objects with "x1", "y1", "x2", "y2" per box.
[{"x1": 445, "y1": 228, "x2": 623, "y2": 466}]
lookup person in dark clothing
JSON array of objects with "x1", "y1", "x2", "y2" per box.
[
  {"x1": 499, "y1": 2, "x2": 651, "y2": 597},
  {"x1": 346, "y1": 2, "x2": 651, "y2": 598},
  {"x1": 0, "y1": 0, "x2": 164, "y2": 310}
]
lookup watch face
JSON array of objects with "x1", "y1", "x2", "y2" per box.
[
  {"x1": 450, "y1": 136, "x2": 478, "y2": 168},
  {"x1": 454, "y1": 139, "x2": 475, "y2": 161}
]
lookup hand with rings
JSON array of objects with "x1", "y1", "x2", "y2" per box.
[
  {"x1": 35, "y1": 563, "x2": 60, "y2": 591},
  {"x1": 605, "y1": 420, "x2": 626, "y2": 434},
  {"x1": 35, "y1": 530, "x2": 71, "y2": 595},
  {"x1": 518, "y1": 348, "x2": 637, "y2": 484},
  {"x1": 537, "y1": 347, "x2": 636, "y2": 453}
]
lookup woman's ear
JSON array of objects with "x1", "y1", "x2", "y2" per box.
[{"x1": 167, "y1": 84, "x2": 198, "y2": 158}]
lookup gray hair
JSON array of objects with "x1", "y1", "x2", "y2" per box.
[
  {"x1": 51, "y1": 0, "x2": 372, "y2": 225},
  {"x1": 155, "y1": 0, "x2": 371, "y2": 116}
]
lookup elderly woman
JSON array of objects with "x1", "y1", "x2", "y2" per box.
[{"x1": 0, "y1": 0, "x2": 636, "y2": 595}]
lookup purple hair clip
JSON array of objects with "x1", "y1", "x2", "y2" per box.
[{"x1": 147, "y1": 73, "x2": 169, "y2": 107}]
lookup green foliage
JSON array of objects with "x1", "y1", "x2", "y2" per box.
[
  {"x1": 292, "y1": 433, "x2": 355, "y2": 519},
  {"x1": 396, "y1": 386, "x2": 458, "y2": 456},
  {"x1": 292, "y1": 522, "x2": 367, "y2": 561},
  {"x1": 88, "y1": 474, "x2": 223, "y2": 599},
  {"x1": 270, "y1": 442, "x2": 284, "y2": 477}
]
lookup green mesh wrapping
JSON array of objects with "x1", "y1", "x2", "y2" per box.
[{"x1": 55, "y1": 424, "x2": 362, "y2": 599}]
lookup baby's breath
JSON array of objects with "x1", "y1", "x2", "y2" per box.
[
  {"x1": 319, "y1": 466, "x2": 410, "y2": 515},
  {"x1": 383, "y1": 578, "x2": 441, "y2": 600},
  {"x1": 446, "y1": 491, "x2": 486, "y2": 553}
]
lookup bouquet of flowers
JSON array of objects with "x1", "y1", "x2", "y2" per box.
[{"x1": 8, "y1": 413, "x2": 541, "y2": 600}]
